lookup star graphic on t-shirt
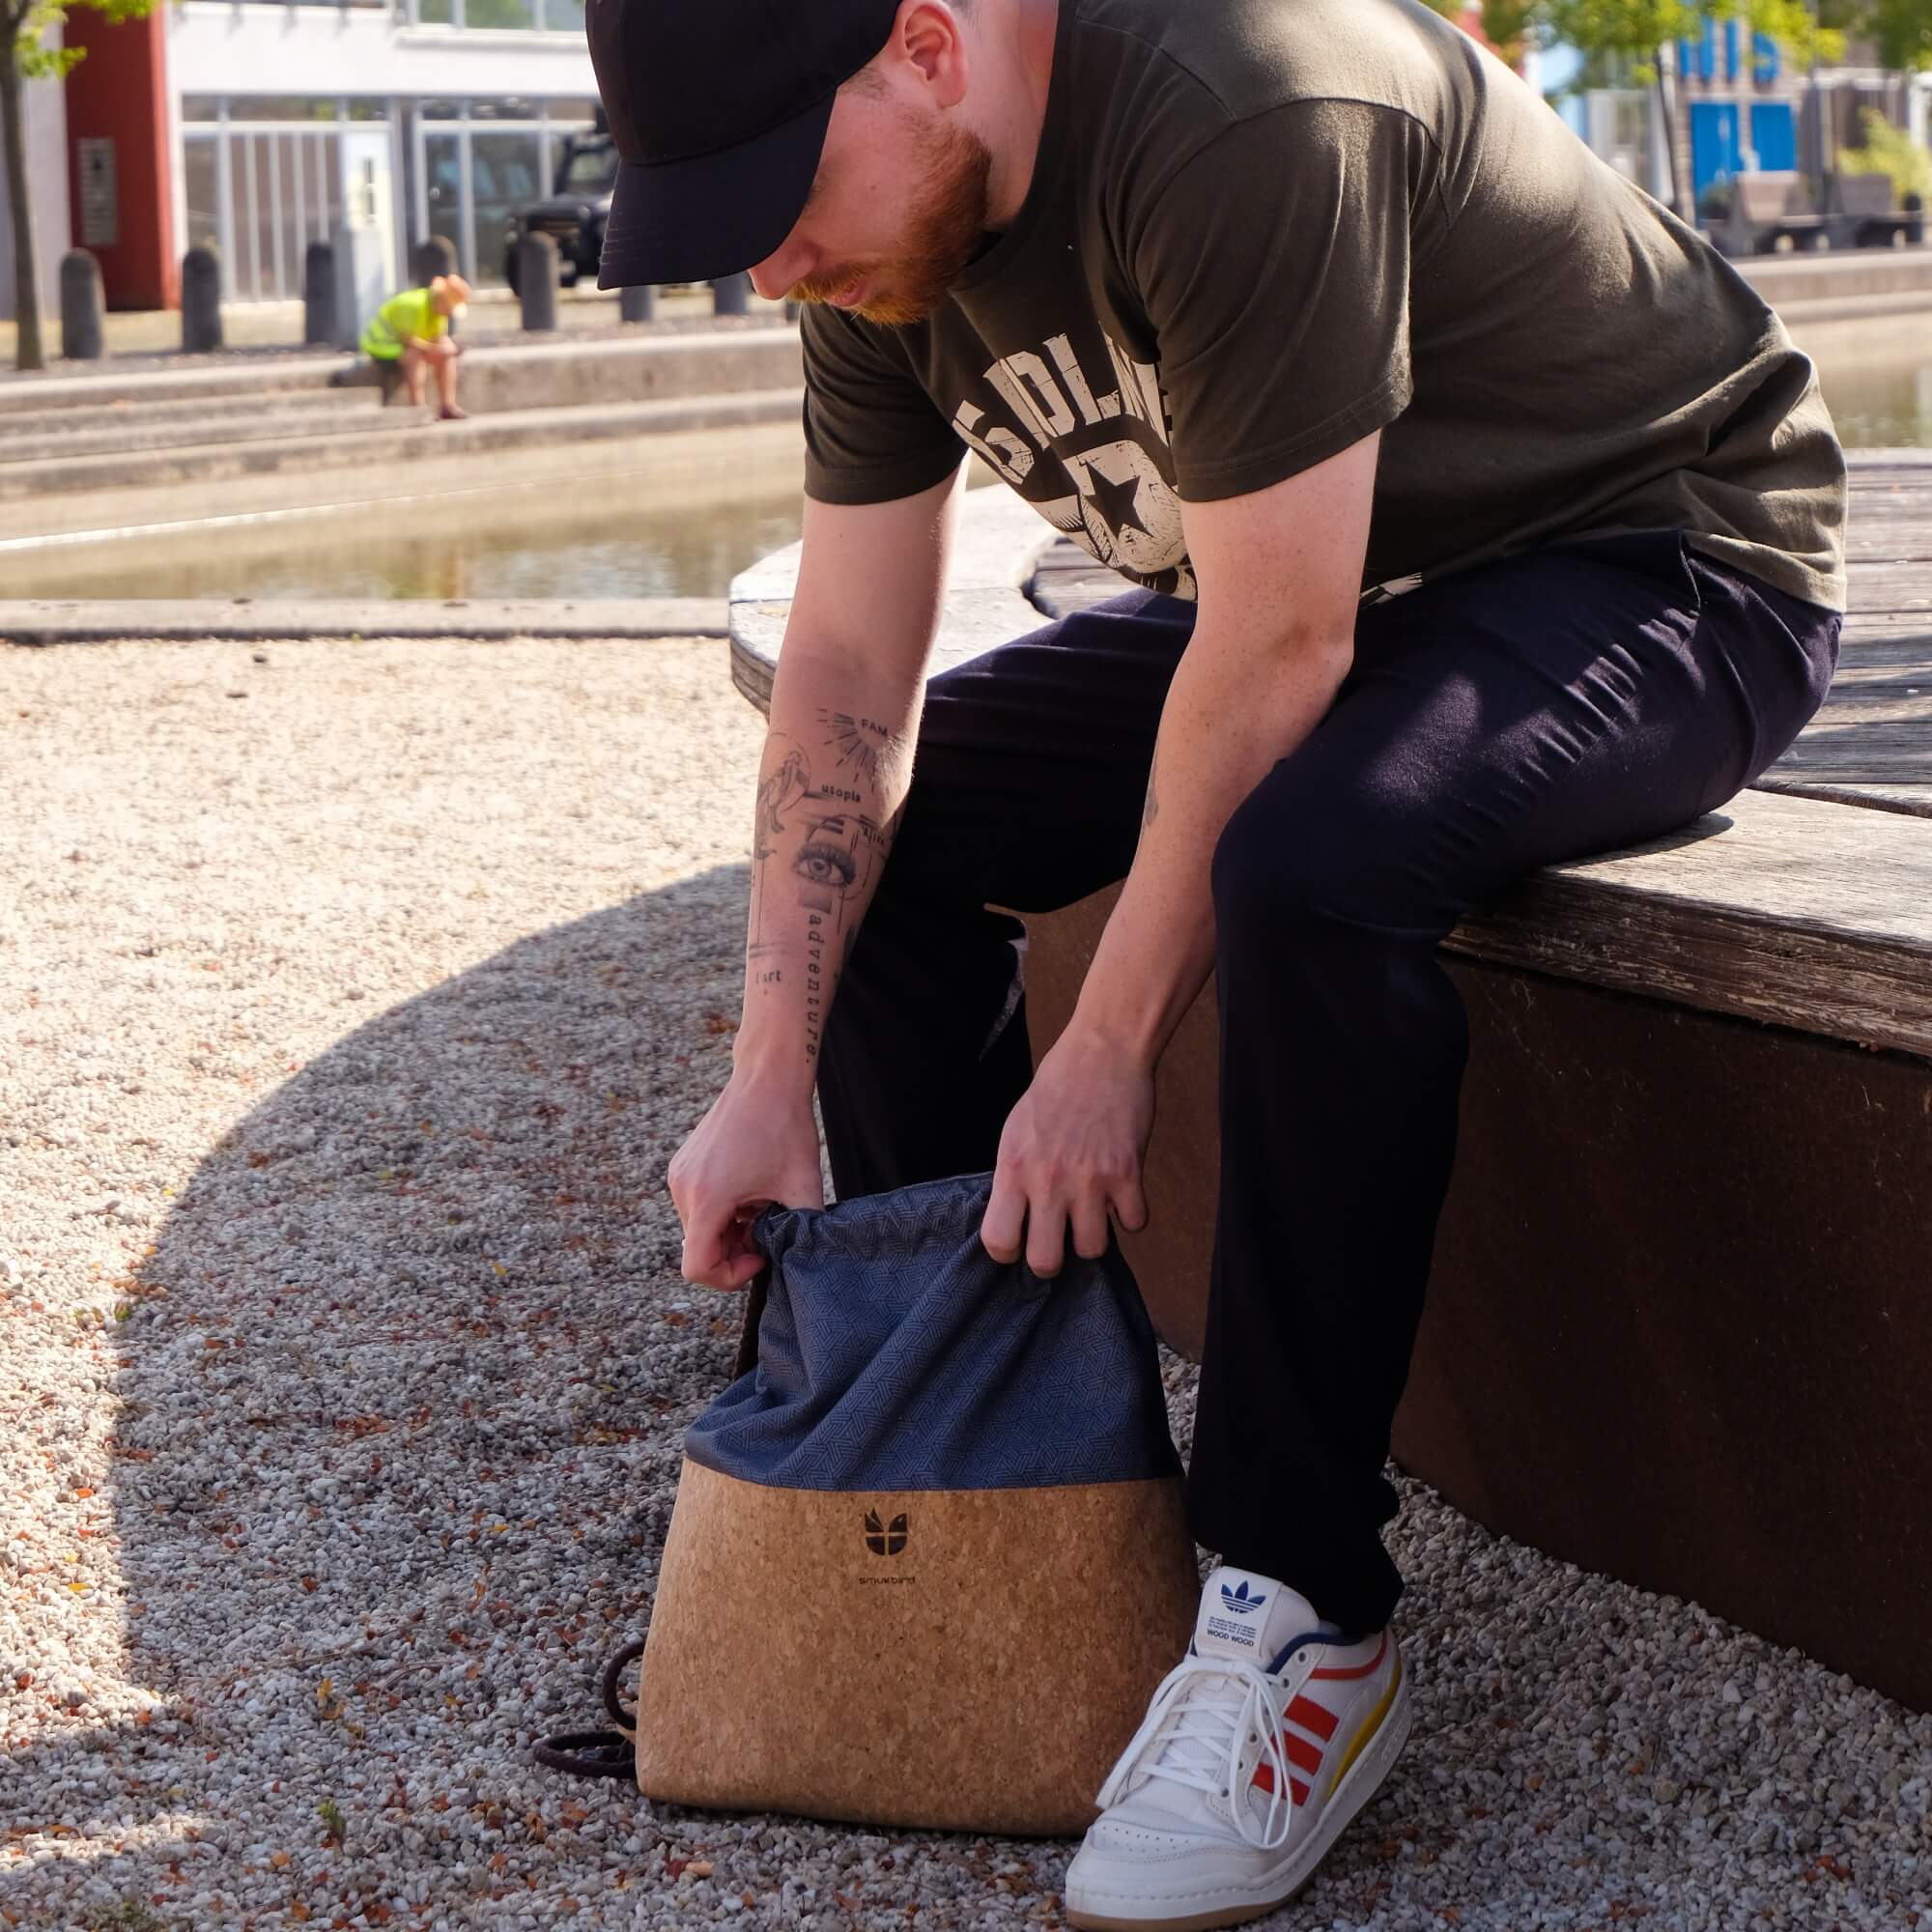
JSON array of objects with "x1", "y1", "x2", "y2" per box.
[{"x1": 1081, "y1": 463, "x2": 1150, "y2": 543}]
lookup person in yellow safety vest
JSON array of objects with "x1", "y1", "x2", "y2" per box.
[{"x1": 359, "y1": 272, "x2": 472, "y2": 420}]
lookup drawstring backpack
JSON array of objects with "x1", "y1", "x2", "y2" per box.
[{"x1": 536, "y1": 1171, "x2": 1200, "y2": 1834}]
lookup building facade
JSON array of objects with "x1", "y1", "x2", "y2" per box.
[
  {"x1": 0, "y1": 32, "x2": 72, "y2": 324},
  {"x1": 1560, "y1": 23, "x2": 1932, "y2": 214},
  {"x1": 25, "y1": 0, "x2": 604, "y2": 315}
]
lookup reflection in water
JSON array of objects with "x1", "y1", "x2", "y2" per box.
[
  {"x1": 11, "y1": 323, "x2": 1931, "y2": 604},
  {"x1": 1792, "y1": 318, "x2": 1932, "y2": 450},
  {"x1": 25, "y1": 490, "x2": 810, "y2": 604}
]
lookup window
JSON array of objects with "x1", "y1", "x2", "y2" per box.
[
  {"x1": 229, "y1": 97, "x2": 339, "y2": 123},
  {"x1": 560, "y1": 144, "x2": 618, "y2": 193}
]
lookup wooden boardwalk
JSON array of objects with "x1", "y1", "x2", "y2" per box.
[{"x1": 1030, "y1": 448, "x2": 1932, "y2": 817}]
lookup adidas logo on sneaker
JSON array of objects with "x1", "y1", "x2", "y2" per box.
[{"x1": 1203, "y1": 1575, "x2": 1270, "y2": 1652}]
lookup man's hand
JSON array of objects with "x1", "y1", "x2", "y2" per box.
[
  {"x1": 980, "y1": 1024, "x2": 1153, "y2": 1276},
  {"x1": 668, "y1": 1068, "x2": 824, "y2": 1290}
]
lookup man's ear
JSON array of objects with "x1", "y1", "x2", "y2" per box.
[{"x1": 890, "y1": 0, "x2": 972, "y2": 109}]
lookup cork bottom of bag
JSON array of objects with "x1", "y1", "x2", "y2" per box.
[{"x1": 632, "y1": 1460, "x2": 1202, "y2": 1837}]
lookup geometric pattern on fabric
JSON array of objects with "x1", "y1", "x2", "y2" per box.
[{"x1": 683, "y1": 1171, "x2": 1183, "y2": 1492}]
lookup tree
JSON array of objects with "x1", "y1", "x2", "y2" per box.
[
  {"x1": 2, "y1": 0, "x2": 154, "y2": 371},
  {"x1": 1862, "y1": 0, "x2": 1932, "y2": 69},
  {"x1": 1416, "y1": 0, "x2": 1539, "y2": 65}
]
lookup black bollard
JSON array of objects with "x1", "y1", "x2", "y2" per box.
[
  {"x1": 619, "y1": 282, "x2": 657, "y2": 323},
  {"x1": 60, "y1": 250, "x2": 104, "y2": 361},
  {"x1": 303, "y1": 241, "x2": 336, "y2": 346},
  {"x1": 517, "y1": 232, "x2": 559, "y2": 332},
  {"x1": 412, "y1": 235, "x2": 457, "y2": 286},
  {"x1": 182, "y1": 246, "x2": 223, "y2": 353},
  {"x1": 711, "y1": 272, "x2": 751, "y2": 316}
]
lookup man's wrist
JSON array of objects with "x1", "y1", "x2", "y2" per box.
[
  {"x1": 728, "y1": 1037, "x2": 818, "y2": 1103},
  {"x1": 1060, "y1": 1002, "x2": 1161, "y2": 1077}
]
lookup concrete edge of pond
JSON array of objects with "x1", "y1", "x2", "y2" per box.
[{"x1": 0, "y1": 598, "x2": 728, "y2": 645}]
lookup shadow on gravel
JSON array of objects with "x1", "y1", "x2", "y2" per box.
[
  {"x1": 18, "y1": 829, "x2": 1928, "y2": 1932},
  {"x1": 23, "y1": 863, "x2": 840, "y2": 1925}
]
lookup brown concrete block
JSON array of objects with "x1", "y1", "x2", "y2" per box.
[{"x1": 1015, "y1": 891, "x2": 1932, "y2": 1711}]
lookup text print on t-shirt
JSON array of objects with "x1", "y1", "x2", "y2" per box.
[{"x1": 950, "y1": 329, "x2": 1197, "y2": 601}]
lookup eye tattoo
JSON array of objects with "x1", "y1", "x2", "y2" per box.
[{"x1": 794, "y1": 842, "x2": 858, "y2": 890}]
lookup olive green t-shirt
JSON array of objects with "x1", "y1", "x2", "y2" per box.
[{"x1": 801, "y1": 0, "x2": 1847, "y2": 611}]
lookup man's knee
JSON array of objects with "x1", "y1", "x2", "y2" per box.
[{"x1": 1209, "y1": 768, "x2": 1434, "y2": 935}]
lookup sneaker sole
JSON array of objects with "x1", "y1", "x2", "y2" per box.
[{"x1": 1065, "y1": 1657, "x2": 1413, "y2": 1932}]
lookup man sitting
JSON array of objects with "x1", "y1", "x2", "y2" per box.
[{"x1": 359, "y1": 272, "x2": 471, "y2": 420}]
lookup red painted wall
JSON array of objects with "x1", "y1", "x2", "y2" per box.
[{"x1": 62, "y1": 9, "x2": 176, "y2": 311}]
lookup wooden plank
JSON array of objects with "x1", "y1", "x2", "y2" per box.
[
  {"x1": 1440, "y1": 788, "x2": 1932, "y2": 1058},
  {"x1": 733, "y1": 476, "x2": 1932, "y2": 1055},
  {"x1": 1031, "y1": 514, "x2": 1932, "y2": 791},
  {"x1": 727, "y1": 487, "x2": 1056, "y2": 711},
  {"x1": 1753, "y1": 777, "x2": 1932, "y2": 818}
]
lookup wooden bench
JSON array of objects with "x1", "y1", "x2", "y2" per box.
[
  {"x1": 1717, "y1": 170, "x2": 1831, "y2": 255},
  {"x1": 1826, "y1": 171, "x2": 1924, "y2": 251},
  {"x1": 729, "y1": 464, "x2": 1932, "y2": 1712}
]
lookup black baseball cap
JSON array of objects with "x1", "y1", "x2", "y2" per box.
[{"x1": 587, "y1": 0, "x2": 903, "y2": 289}]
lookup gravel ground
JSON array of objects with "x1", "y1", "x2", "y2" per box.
[{"x1": 2, "y1": 634, "x2": 1927, "y2": 1932}]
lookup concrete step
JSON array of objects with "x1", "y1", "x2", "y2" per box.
[
  {"x1": 0, "y1": 387, "x2": 806, "y2": 501},
  {"x1": 1, "y1": 597, "x2": 729, "y2": 642},
  {"x1": 0, "y1": 355, "x2": 352, "y2": 415},
  {"x1": 0, "y1": 384, "x2": 389, "y2": 442},
  {"x1": 0, "y1": 397, "x2": 417, "y2": 464},
  {"x1": 0, "y1": 326, "x2": 800, "y2": 424}
]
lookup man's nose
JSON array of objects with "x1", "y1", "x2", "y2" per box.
[{"x1": 749, "y1": 236, "x2": 812, "y2": 301}]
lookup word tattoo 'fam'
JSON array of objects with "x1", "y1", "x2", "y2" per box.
[{"x1": 817, "y1": 709, "x2": 899, "y2": 790}]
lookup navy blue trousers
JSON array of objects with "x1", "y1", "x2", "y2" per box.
[{"x1": 814, "y1": 531, "x2": 1840, "y2": 1633}]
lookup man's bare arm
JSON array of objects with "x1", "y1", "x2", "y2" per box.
[
  {"x1": 732, "y1": 464, "x2": 965, "y2": 1095},
  {"x1": 668, "y1": 464, "x2": 963, "y2": 1288},
  {"x1": 979, "y1": 432, "x2": 1380, "y2": 1273}
]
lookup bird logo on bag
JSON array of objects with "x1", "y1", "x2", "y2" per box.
[{"x1": 864, "y1": 1510, "x2": 909, "y2": 1556}]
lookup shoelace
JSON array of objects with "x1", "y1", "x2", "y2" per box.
[{"x1": 1095, "y1": 1651, "x2": 1299, "y2": 1852}]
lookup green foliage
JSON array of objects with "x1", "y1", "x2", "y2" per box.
[
  {"x1": 1838, "y1": 103, "x2": 1932, "y2": 196},
  {"x1": 1864, "y1": 0, "x2": 1932, "y2": 70},
  {"x1": 1414, "y1": 0, "x2": 1545, "y2": 64},
  {"x1": 1424, "y1": 0, "x2": 1844, "y2": 79},
  {"x1": 8, "y1": 0, "x2": 155, "y2": 78}
]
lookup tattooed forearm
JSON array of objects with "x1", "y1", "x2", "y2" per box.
[
  {"x1": 753, "y1": 737, "x2": 811, "y2": 860},
  {"x1": 741, "y1": 703, "x2": 915, "y2": 1075},
  {"x1": 818, "y1": 708, "x2": 912, "y2": 789},
  {"x1": 1142, "y1": 753, "x2": 1160, "y2": 831}
]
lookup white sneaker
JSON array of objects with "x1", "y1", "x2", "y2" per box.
[{"x1": 1064, "y1": 1565, "x2": 1410, "y2": 1931}]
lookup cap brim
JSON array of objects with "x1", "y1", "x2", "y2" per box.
[{"x1": 596, "y1": 89, "x2": 836, "y2": 289}]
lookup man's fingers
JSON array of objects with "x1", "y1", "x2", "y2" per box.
[
  {"x1": 1069, "y1": 1193, "x2": 1114, "y2": 1263},
  {"x1": 680, "y1": 1223, "x2": 725, "y2": 1289},
  {"x1": 1026, "y1": 1197, "x2": 1069, "y2": 1279},
  {"x1": 1110, "y1": 1179, "x2": 1151, "y2": 1236},
  {"x1": 981, "y1": 1169, "x2": 1028, "y2": 1264}
]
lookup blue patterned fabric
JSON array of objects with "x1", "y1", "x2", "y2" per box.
[{"x1": 684, "y1": 1172, "x2": 1181, "y2": 1492}]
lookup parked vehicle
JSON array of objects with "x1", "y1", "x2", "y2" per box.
[{"x1": 503, "y1": 130, "x2": 620, "y2": 292}]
